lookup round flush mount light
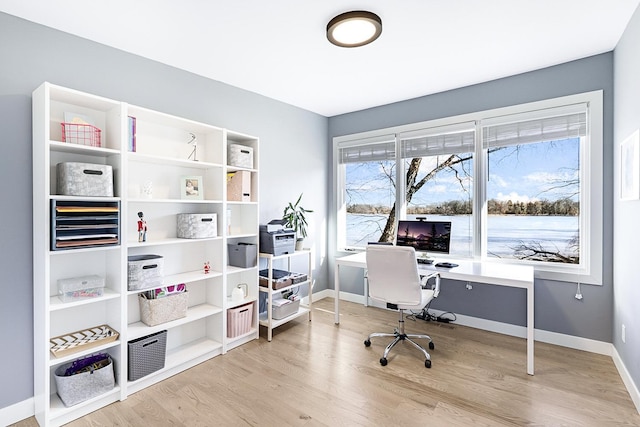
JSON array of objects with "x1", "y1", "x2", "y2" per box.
[{"x1": 327, "y1": 11, "x2": 382, "y2": 48}]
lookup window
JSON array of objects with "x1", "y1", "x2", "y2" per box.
[
  {"x1": 337, "y1": 135, "x2": 396, "y2": 248},
  {"x1": 482, "y1": 105, "x2": 585, "y2": 264},
  {"x1": 334, "y1": 92, "x2": 603, "y2": 284},
  {"x1": 399, "y1": 122, "x2": 476, "y2": 258}
]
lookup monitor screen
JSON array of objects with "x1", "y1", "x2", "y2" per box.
[{"x1": 396, "y1": 220, "x2": 452, "y2": 254}]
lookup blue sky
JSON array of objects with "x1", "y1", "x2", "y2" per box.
[{"x1": 346, "y1": 138, "x2": 580, "y2": 206}]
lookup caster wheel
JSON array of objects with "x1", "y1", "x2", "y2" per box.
[
  {"x1": 429, "y1": 342, "x2": 435, "y2": 350},
  {"x1": 380, "y1": 357, "x2": 388, "y2": 366},
  {"x1": 425, "y1": 359, "x2": 432, "y2": 368},
  {"x1": 364, "y1": 339, "x2": 371, "y2": 347}
]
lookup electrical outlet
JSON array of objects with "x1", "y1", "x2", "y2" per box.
[{"x1": 622, "y1": 324, "x2": 626, "y2": 343}]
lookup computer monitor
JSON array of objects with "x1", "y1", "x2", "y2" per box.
[{"x1": 395, "y1": 219, "x2": 452, "y2": 255}]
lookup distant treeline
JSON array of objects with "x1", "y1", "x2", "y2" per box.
[{"x1": 348, "y1": 199, "x2": 579, "y2": 216}]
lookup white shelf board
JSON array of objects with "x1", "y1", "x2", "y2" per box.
[
  {"x1": 50, "y1": 288, "x2": 120, "y2": 311},
  {"x1": 127, "y1": 236, "x2": 222, "y2": 248},
  {"x1": 48, "y1": 339, "x2": 121, "y2": 367},
  {"x1": 127, "y1": 303, "x2": 223, "y2": 340},
  {"x1": 259, "y1": 306, "x2": 310, "y2": 329},
  {"x1": 127, "y1": 151, "x2": 222, "y2": 169},
  {"x1": 49, "y1": 140, "x2": 120, "y2": 156},
  {"x1": 259, "y1": 280, "x2": 310, "y2": 295}
]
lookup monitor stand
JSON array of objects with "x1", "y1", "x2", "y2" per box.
[{"x1": 416, "y1": 252, "x2": 434, "y2": 264}]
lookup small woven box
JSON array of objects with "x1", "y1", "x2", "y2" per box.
[{"x1": 127, "y1": 330, "x2": 167, "y2": 381}]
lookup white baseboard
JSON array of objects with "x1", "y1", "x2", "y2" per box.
[
  {"x1": 0, "y1": 396, "x2": 34, "y2": 425},
  {"x1": 613, "y1": 347, "x2": 640, "y2": 414}
]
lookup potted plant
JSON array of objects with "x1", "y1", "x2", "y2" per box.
[{"x1": 283, "y1": 193, "x2": 313, "y2": 250}]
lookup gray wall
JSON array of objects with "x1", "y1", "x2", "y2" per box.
[
  {"x1": 0, "y1": 12, "x2": 328, "y2": 411},
  {"x1": 614, "y1": 5, "x2": 640, "y2": 396},
  {"x1": 328, "y1": 53, "x2": 615, "y2": 341}
]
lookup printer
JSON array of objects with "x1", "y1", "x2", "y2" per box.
[{"x1": 260, "y1": 220, "x2": 296, "y2": 255}]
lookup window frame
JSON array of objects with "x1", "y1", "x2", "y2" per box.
[{"x1": 333, "y1": 91, "x2": 603, "y2": 285}]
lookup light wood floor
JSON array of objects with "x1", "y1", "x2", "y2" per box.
[{"x1": 13, "y1": 298, "x2": 640, "y2": 426}]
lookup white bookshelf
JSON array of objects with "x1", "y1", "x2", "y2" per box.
[{"x1": 32, "y1": 82, "x2": 259, "y2": 426}]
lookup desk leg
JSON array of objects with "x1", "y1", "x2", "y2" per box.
[
  {"x1": 527, "y1": 283, "x2": 534, "y2": 375},
  {"x1": 334, "y1": 263, "x2": 340, "y2": 324}
]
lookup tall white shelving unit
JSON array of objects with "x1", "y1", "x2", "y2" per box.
[{"x1": 32, "y1": 82, "x2": 259, "y2": 426}]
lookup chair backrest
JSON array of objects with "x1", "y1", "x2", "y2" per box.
[{"x1": 366, "y1": 245, "x2": 422, "y2": 305}]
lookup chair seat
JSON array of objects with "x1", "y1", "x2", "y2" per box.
[{"x1": 370, "y1": 288, "x2": 435, "y2": 311}]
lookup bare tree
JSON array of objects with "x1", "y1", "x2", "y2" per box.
[{"x1": 378, "y1": 153, "x2": 473, "y2": 242}]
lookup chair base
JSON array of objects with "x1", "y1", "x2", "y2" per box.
[{"x1": 364, "y1": 309, "x2": 434, "y2": 368}]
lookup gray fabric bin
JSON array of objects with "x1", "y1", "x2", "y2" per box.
[
  {"x1": 127, "y1": 254, "x2": 164, "y2": 291},
  {"x1": 128, "y1": 330, "x2": 167, "y2": 381},
  {"x1": 57, "y1": 162, "x2": 114, "y2": 197},
  {"x1": 54, "y1": 355, "x2": 115, "y2": 407},
  {"x1": 228, "y1": 243, "x2": 257, "y2": 268}
]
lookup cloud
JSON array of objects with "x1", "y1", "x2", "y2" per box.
[
  {"x1": 495, "y1": 192, "x2": 539, "y2": 203},
  {"x1": 489, "y1": 174, "x2": 508, "y2": 188}
]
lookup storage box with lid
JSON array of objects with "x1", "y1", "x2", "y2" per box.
[
  {"x1": 228, "y1": 243, "x2": 257, "y2": 268},
  {"x1": 138, "y1": 291, "x2": 189, "y2": 326},
  {"x1": 57, "y1": 162, "x2": 114, "y2": 197},
  {"x1": 227, "y1": 170, "x2": 251, "y2": 202},
  {"x1": 272, "y1": 298, "x2": 301, "y2": 320},
  {"x1": 127, "y1": 254, "x2": 164, "y2": 291},
  {"x1": 227, "y1": 301, "x2": 254, "y2": 338},
  {"x1": 228, "y1": 143, "x2": 254, "y2": 169},
  {"x1": 57, "y1": 275, "x2": 105, "y2": 303},
  {"x1": 177, "y1": 213, "x2": 217, "y2": 239},
  {"x1": 54, "y1": 353, "x2": 115, "y2": 407},
  {"x1": 128, "y1": 330, "x2": 167, "y2": 381}
]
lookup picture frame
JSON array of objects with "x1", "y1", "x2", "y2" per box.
[
  {"x1": 180, "y1": 175, "x2": 203, "y2": 200},
  {"x1": 620, "y1": 130, "x2": 640, "y2": 201}
]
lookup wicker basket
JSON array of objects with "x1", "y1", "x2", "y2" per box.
[{"x1": 139, "y1": 291, "x2": 188, "y2": 326}]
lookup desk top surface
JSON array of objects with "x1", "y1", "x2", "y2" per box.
[{"x1": 336, "y1": 251, "x2": 533, "y2": 289}]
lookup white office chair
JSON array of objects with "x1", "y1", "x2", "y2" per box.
[{"x1": 364, "y1": 245, "x2": 441, "y2": 368}]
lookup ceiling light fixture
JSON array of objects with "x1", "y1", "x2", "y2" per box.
[{"x1": 326, "y1": 11, "x2": 382, "y2": 48}]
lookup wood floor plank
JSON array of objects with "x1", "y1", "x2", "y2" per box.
[{"x1": 10, "y1": 298, "x2": 640, "y2": 426}]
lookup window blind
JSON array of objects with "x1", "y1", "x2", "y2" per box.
[
  {"x1": 338, "y1": 134, "x2": 396, "y2": 164},
  {"x1": 482, "y1": 103, "x2": 587, "y2": 148},
  {"x1": 400, "y1": 122, "x2": 476, "y2": 158}
]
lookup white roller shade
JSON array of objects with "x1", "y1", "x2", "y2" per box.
[
  {"x1": 400, "y1": 122, "x2": 476, "y2": 157},
  {"x1": 482, "y1": 103, "x2": 587, "y2": 148},
  {"x1": 338, "y1": 134, "x2": 396, "y2": 164}
]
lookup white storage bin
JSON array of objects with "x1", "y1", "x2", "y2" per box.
[
  {"x1": 272, "y1": 298, "x2": 300, "y2": 320},
  {"x1": 177, "y1": 213, "x2": 217, "y2": 239},
  {"x1": 127, "y1": 255, "x2": 164, "y2": 291},
  {"x1": 57, "y1": 275, "x2": 105, "y2": 303},
  {"x1": 228, "y1": 144, "x2": 254, "y2": 169},
  {"x1": 57, "y1": 162, "x2": 114, "y2": 197}
]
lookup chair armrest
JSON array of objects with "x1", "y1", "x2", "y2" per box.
[{"x1": 420, "y1": 272, "x2": 441, "y2": 298}]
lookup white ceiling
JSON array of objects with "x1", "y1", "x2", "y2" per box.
[{"x1": 1, "y1": 1, "x2": 639, "y2": 116}]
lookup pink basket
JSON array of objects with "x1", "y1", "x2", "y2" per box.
[
  {"x1": 61, "y1": 123, "x2": 102, "y2": 147},
  {"x1": 227, "y1": 302, "x2": 253, "y2": 338}
]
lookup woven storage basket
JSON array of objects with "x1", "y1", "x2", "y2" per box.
[
  {"x1": 54, "y1": 355, "x2": 115, "y2": 407},
  {"x1": 139, "y1": 291, "x2": 188, "y2": 326},
  {"x1": 127, "y1": 330, "x2": 167, "y2": 381}
]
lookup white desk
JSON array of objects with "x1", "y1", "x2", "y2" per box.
[{"x1": 334, "y1": 251, "x2": 535, "y2": 375}]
